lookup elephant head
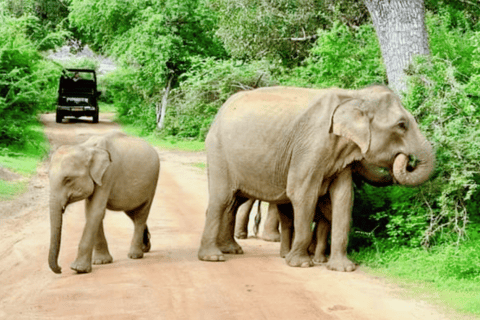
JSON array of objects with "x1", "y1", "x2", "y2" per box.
[
  {"x1": 48, "y1": 144, "x2": 111, "y2": 273},
  {"x1": 332, "y1": 86, "x2": 434, "y2": 186}
]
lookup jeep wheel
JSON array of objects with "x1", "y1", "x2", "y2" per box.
[
  {"x1": 56, "y1": 112, "x2": 63, "y2": 123},
  {"x1": 92, "y1": 110, "x2": 99, "y2": 123}
]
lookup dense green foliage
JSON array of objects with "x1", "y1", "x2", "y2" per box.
[
  {"x1": 0, "y1": 11, "x2": 65, "y2": 150},
  {"x1": 211, "y1": 0, "x2": 369, "y2": 63},
  {"x1": 350, "y1": 10, "x2": 480, "y2": 248},
  {"x1": 280, "y1": 22, "x2": 386, "y2": 88},
  {"x1": 163, "y1": 58, "x2": 276, "y2": 139},
  {"x1": 69, "y1": 0, "x2": 227, "y2": 133}
]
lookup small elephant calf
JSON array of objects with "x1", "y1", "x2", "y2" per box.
[{"x1": 48, "y1": 131, "x2": 160, "y2": 274}]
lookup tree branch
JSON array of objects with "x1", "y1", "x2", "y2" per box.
[{"x1": 156, "y1": 75, "x2": 174, "y2": 131}]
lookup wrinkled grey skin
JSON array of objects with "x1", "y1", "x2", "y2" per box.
[
  {"x1": 48, "y1": 131, "x2": 160, "y2": 274},
  {"x1": 199, "y1": 86, "x2": 434, "y2": 272}
]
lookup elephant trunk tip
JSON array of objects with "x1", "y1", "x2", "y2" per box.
[
  {"x1": 393, "y1": 151, "x2": 434, "y2": 186},
  {"x1": 50, "y1": 265, "x2": 62, "y2": 274},
  {"x1": 49, "y1": 255, "x2": 62, "y2": 274}
]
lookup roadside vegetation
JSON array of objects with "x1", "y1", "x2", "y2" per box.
[{"x1": 0, "y1": 0, "x2": 479, "y2": 316}]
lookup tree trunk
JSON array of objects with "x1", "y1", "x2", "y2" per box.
[
  {"x1": 156, "y1": 75, "x2": 174, "y2": 131},
  {"x1": 364, "y1": 0, "x2": 430, "y2": 93}
]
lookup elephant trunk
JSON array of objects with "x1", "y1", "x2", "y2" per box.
[
  {"x1": 48, "y1": 199, "x2": 64, "y2": 274},
  {"x1": 393, "y1": 139, "x2": 435, "y2": 186},
  {"x1": 353, "y1": 160, "x2": 394, "y2": 187}
]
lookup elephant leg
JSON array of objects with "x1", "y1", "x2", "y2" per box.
[
  {"x1": 313, "y1": 216, "x2": 330, "y2": 264},
  {"x1": 92, "y1": 220, "x2": 113, "y2": 265},
  {"x1": 326, "y1": 168, "x2": 356, "y2": 272},
  {"x1": 199, "y1": 176, "x2": 235, "y2": 262},
  {"x1": 285, "y1": 187, "x2": 317, "y2": 268},
  {"x1": 126, "y1": 201, "x2": 152, "y2": 259},
  {"x1": 313, "y1": 196, "x2": 332, "y2": 264},
  {"x1": 262, "y1": 203, "x2": 281, "y2": 242},
  {"x1": 71, "y1": 197, "x2": 107, "y2": 273},
  {"x1": 217, "y1": 196, "x2": 247, "y2": 254},
  {"x1": 234, "y1": 199, "x2": 255, "y2": 239},
  {"x1": 277, "y1": 203, "x2": 294, "y2": 258},
  {"x1": 142, "y1": 226, "x2": 151, "y2": 253}
]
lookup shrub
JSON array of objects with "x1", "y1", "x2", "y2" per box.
[
  {"x1": 0, "y1": 13, "x2": 63, "y2": 149},
  {"x1": 280, "y1": 22, "x2": 387, "y2": 88},
  {"x1": 163, "y1": 58, "x2": 277, "y2": 139}
]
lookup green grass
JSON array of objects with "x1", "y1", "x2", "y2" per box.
[
  {"x1": 352, "y1": 240, "x2": 480, "y2": 318},
  {"x1": 121, "y1": 123, "x2": 205, "y2": 152},
  {"x1": 98, "y1": 101, "x2": 116, "y2": 113},
  {"x1": 191, "y1": 162, "x2": 206, "y2": 170},
  {"x1": 0, "y1": 122, "x2": 50, "y2": 201},
  {"x1": 0, "y1": 180, "x2": 28, "y2": 201}
]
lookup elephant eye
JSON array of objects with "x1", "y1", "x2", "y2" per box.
[
  {"x1": 63, "y1": 177, "x2": 72, "y2": 185},
  {"x1": 397, "y1": 120, "x2": 408, "y2": 131}
]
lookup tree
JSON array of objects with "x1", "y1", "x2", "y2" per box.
[
  {"x1": 211, "y1": 0, "x2": 326, "y2": 63},
  {"x1": 365, "y1": 0, "x2": 430, "y2": 93}
]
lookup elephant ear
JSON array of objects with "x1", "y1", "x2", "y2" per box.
[
  {"x1": 89, "y1": 148, "x2": 111, "y2": 186},
  {"x1": 331, "y1": 99, "x2": 371, "y2": 154}
]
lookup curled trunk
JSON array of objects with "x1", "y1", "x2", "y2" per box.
[
  {"x1": 393, "y1": 139, "x2": 435, "y2": 186},
  {"x1": 48, "y1": 200, "x2": 63, "y2": 274},
  {"x1": 352, "y1": 160, "x2": 394, "y2": 187}
]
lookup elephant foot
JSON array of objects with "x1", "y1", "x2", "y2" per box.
[
  {"x1": 198, "y1": 245, "x2": 226, "y2": 262},
  {"x1": 262, "y1": 230, "x2": 281, "y2": 242},
  {"x1": 235, "y1": 231, "x2": 248, "y2": 239},
  {"x1": 326, "y1": 256, "x2": 356, "y2": 272},
  {"x1": 280, "y1": 246, "x2": 290, "y2": 258},
  {"x1": 313, "y1": 254, "x2": 328, "y2": 264},
  {"x1": 142, "y1": 241, "x2": 151, "y2": 253},
  {"x1": 70, "y1": 259, "x2": 92, "y2": 273},
  {"x1": 128, "y1": 249, "x2": 144, "y2": 259},
  {"x1": 142, "y1": 228, "x2": 151, "y2": 252},
  {"x1": 217, "y1": 240, "x2": 243, "y2": 254},
  {"x1": 285, "y1": 252, "x2": 313, "y2": 268},
  {"x1": 93, "y1": 252, "x2": 113, "y2": 265},
  {"x1": 218, "y1": 241, "x2": 244, "y2": 254}
]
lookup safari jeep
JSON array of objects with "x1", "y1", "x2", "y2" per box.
[{"x1": 56, "y1": 69, "x2": 101, "y2": 123}]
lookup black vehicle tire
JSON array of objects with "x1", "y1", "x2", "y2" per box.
[
  {"x1": 92, "y1": 110, "x2": 99, "y2": 123},
  {"x1": 56, "y1": 111, "x2": 63, "y2": 123}
]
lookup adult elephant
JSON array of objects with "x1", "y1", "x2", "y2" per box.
[
  {"x1": 48, "y1": 131, "x2": 160, "y2": 274},
  {"x1": 198, "y1": 85, "x2": 434, "y2": 272}
]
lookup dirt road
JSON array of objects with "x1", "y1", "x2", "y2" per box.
[{"x1": 0, "y1": 113, "x2": 453, "y2": 320}]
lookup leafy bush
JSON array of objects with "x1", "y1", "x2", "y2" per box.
[
  {"x1": 280, "y1": 22, "x2": 387, "y2": 88},
  {"x1": 346, "y1": 10, "x2": 480, "y2": 248},
  {"x1": 211, "y1": 0, "x2": 326, "y2": 63},
  {"x1": 70, "y1": 0, "x2": 228, "y2": 135},
  {"x1": 0, "y1": 13, "x2": 63, "y2": 149},
  {"x1": 406, "y1": 56, "x2": 479, "y2": 245},
  {"x1": 163, "y1": 58, "x2": 277, "y2": 139},
  {"x1": 351, "y1": 55, "x2": 480, "y2": 248},
  {"x1": 211, "y1": 0, "x2": 370, "y2": 64}
]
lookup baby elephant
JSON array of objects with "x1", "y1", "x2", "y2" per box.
[{"x1": 48, "y1": 131, "x2": 160, "y2": 274}]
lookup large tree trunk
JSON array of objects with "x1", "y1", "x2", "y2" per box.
[{"x1": 365, "y1": 0, "x2": 430, "y2": 93}]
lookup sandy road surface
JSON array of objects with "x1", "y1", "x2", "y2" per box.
[{"x1": 0, "y1": 113, "x2": 454, "y2": 320}]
